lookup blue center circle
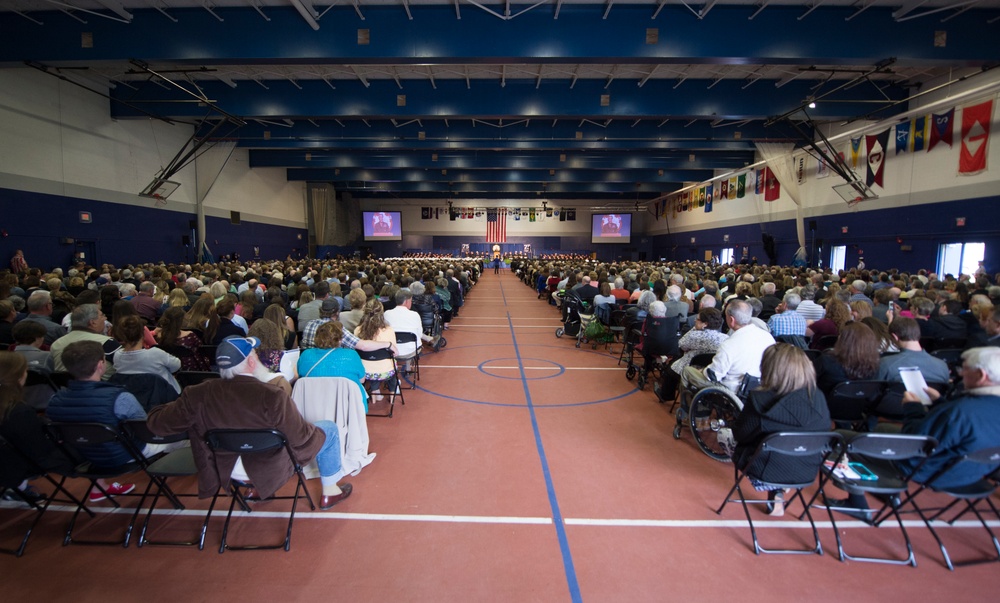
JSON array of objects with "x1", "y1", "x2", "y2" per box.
[{"x1": 479, "y1": 357, "x2": 565, "y2": 380}]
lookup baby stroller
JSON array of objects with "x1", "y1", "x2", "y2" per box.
[
  {"x1": 555, "y1": 290, "x2": 588, "y2": 340},
  {"x1": 411, "y1": 299, "x2": 447, "y2": 352},
  {"x1": 624, "y1": 314, "x2": 680, "y2": 390}
]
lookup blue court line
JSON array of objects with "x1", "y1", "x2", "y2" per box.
[{"x1": 499, "y1": 276, "x2": 583, "y2": 603}]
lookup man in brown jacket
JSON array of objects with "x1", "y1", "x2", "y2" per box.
[{"x1": 147, "y1": 336, "x2": 353, "y2": 509}]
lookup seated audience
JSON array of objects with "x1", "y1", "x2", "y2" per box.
[
  {"x1": 147, "y1": 336, "x2": 353, "y2": 509},
  {"x1": 682, "y1": 299, "x2": 775, "y2": 393},
  {"x1": 155, "y1": 307, "x2": 211, "y2": 372},
  {"x1": 730, "y1": 344, "x2": 832, "y2": 517},
  {"x1": 264, "y1": 303, "x2": 298, "y2": 350},
  {"x1": 656, "y1": 307, "x2": 726, "y2": 403},
  {"x1": 813, "y1": 322, "x2": 881, "y2": 395},
  {"x1": 876, "y1": 316, "x2": 950, "y2": 384},
  {"x1": 112, "y1": 315, "x2": 182, "y2": 394},
  {"x1": 355, "y1": 299, "x2": 397, "y2": 402},
  {"x1": 806, "y1": 298, "x2": 851, "y2": 350},
  {"x1": 0, "y1": 352, "x2": 74, "y2": 504},
  {"x1": 768, "y1": 292, "x2": 807, "y2": 338},
  {"x1": 22, "y1": 290, "x2": 66, "y2": 346},
  {"x1": 297, "y1": 321, "x2": 368, "y2": 409},
  {"x1": 50, "y1": 304, "x2": 122, "y2": 376}
]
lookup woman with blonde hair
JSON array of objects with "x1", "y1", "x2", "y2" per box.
[
  {"x1": 849, "y1": 300, "x2": 873, "y2": 322},
  {"x1": 183, "y1": 294, "x2": 219, "y2": 344},
  {"x1": 264, "y1": 303, "x2": 297, "y2": 350},
  {"x1": 355, "y1": 298, "x2": 397, "y2": 401},
  {"x1": 164, "y1": 288, "x2": 189, "y2": 312},
  {"x1": 730, "y1": 344, "x2": 832, "y2": 516}
]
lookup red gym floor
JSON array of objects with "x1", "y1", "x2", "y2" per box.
[{"x1": 2, "y1": 270, "x2": 999, "y2": 601}]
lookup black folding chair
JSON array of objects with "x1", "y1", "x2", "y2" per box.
[
  {"x1": 357, "y1": 347, "x2": 403, "y2": 417},
  {"x1": 901, "y1": 446, "x2": 1000, "y2": 571},
  {"x1": 203, "y1": 429, "x2": 316, "y2": 553},
  {"x1": 0, "y1": 435, "x2": 89, "y2": 557},
  {"x1": 394, "y1": 331, "x2": 420, "y2": 389},
  {"x1": 175, "y1": 371, "x2": 221, "y2": 389},
  {"x1": 716, "y1": 431, "x2": 843, "y2": 556},
  {"x1": 121, "y1": 420, "x2": 198, "y2": 548},
  {"x1": 45, "y1": 422, "x2": 157, "y2": 547},
  {"x1": 825, "y1": 380, "x2": 887, "y2": 430},
  {"x1": 810, "y1": 433, "x2": 938, "y2": 567}
]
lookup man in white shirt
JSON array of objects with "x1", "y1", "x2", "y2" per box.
[
  {"x1": 682, "y1": 299, "x2": 775, "y2": 393},
  {"x1": 383, "y1": 289, "x2": 429, "y2": 359}
]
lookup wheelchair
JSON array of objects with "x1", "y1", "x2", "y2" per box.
[
  {"x1": 411, "y1": 299, "x2": 447, "y2": 352},
  {"x1": 673, "y1": 371, "x2": 758, "y2": 462},
  {"x1": 624, "y1": 315, "x2": 680, "y2": 391}
]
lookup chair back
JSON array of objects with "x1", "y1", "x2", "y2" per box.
[
  {"x1": 815, "y1": 334, "x2": 838, "y2": 351},
  {"x1": 759, "y1": 431, "x2": 843, "y2": 457},
  {"x1": 826, "y1": 380, "x2": 886, "y2": 424},
  {"x1": 846, "y1": 433, "x2": 937, "y2": 461},
  {"x1": 736, "y1": 373, "x2": 760, "y2": 399},
  {"x1": 47, "y1": 421, "x2": 145, "y2": 469},
  {"x1": 122, "y1": 419, "x2": 189, "y2": 445},
  {"x1": 775, "y1": 334, "x2": 809, "y2": 349},
  {"x1": 205, "y1": 429, "x2": 287, "y2": 455},
  {"x1": 687, "y1": 352, "x2": 715, "y2": 369},
  {"x1": 874, "y1": 381, "x2": 949, "y2": 420},
  {"x1": 356, "y1": 347, "x2": 395, "y2": 362},
  {"x1": 395, "y1": 331, "x2": 418, "y2": 345},
  {"x1": 176, "y1": 371, "x2": 221, "y2": 389},
  {"x1": 25, "y1": 370, "x2": 60, "y2": 392},
  {"x1": 743, "y1": 431, "x2": 844, "y2": 489}
]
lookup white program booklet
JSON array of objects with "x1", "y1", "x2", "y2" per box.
[
  {"x1": 279, "y1": 348, "x2": 300, "y2": 383},
  {"x1": 899, "y1": 366, "x2": 932, "y2": 405}
]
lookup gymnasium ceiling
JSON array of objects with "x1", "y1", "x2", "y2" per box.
[{"x1": 1, "y1": 1, "x2": 999, "y2": 203}]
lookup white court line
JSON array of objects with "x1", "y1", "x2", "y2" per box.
[
  {"x1": 449, "y1": 325, "x2": 561, "y2": 329},
  {"x1": 421, "y1": 365, "x2": 623, "y2": 370},
  {"x1": 28, "y1": 504, "x2": 995, "y2": 529}
]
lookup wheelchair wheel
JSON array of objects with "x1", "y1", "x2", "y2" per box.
[
  {"x1": 672, "y1": 424, "x2": 683, "y2": 439},
  {"x1": 688, "y1": 387, "x2": 744, "y2": 462},
  {"x1": 637, "y1": 373, "x2": 646, "y2": 390},
  {"x1": 438, "y1": 337, "x2": 447, "y2": 349},
  {"x1": 625, "y1": 365, "x2": 637, "y2": 381},
  {"x1": 555, "y1": 327, "x2": 564, "y2": 338}
]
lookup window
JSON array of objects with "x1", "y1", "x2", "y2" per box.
[
  {"x1": 938, "y1": 242, "x2": 985, "y2": 277},
  {"x1": 830, "y1": 245, "x2": 846, "y2": 273},
  {"x1": 720, "y1": 248, "x2": 734, "y2": 264}
]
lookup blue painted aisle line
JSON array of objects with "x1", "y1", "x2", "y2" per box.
[{"x1": 498, "y1": 275, "x2": 583, "y2": 603}]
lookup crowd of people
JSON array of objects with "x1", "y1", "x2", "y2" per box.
[
  {"x1": 516, "y1": 255, "x2": 1000, "y2": 519},
  {"x1": 2, "y1": 247, "x2": 999, "y2": 529},
  {"x1": 0, "y1": 253, "x2": 482, "y2": 509}
]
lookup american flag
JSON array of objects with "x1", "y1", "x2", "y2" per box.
[{"x1": 486, "y1": 207, "x2": 507, "y2": 242}]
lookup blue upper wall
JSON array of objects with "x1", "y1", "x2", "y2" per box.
[
  {"x1": 3, "y1": 186, "x2": 996, "y2": 273},
  {"x1": 0, "y1": 187, "x2": 307, "y2": 270}
]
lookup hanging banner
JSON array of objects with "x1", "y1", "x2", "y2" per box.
[
  {"x1": 959, "y1": 99, "x2": 993, "y2": 175},
  {"x1": 865, "y1": 128, "x2": 890, "y2": 188}
]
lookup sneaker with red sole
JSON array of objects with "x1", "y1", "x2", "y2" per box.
[{"x1": 89, "y1": 482, "x2": 135, "y2": 502}]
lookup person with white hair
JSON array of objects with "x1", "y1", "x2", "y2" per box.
[
  {"x1": 848, "y1": 279, "x2": 874, "y2": 308},
  {"x1": 147, "y1": 336, "x2": 354, "y2": 510},
  {"x1": 21, "y1": 290, "x2": 66, "y2": 345},
  {"x1": 664, "y1": 285, "x2": 688, "y2": 319},
  {"x1": 767, "y1": 292, "x2": 806, "y2": 337},
  {"x1": 828, "y1": 347, "x2": 1000, "y2": 518},
  {"x1": 682, "y1": 299, "x2": 775, "y2": 393}
]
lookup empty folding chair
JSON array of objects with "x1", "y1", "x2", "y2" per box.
[
  {"x1": 716, "y1": 431, "x2": 843, "y2": 556},
  {"x1": 121, "y1": 420, "x2": 198, "y2": 548},
  {"x1": 203, "y1": 429, "x2": 316, "y2": 553}
]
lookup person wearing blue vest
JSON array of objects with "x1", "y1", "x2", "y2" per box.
[{"x1": 46, "y1": 340, "x2": 148, "y2": 502}]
